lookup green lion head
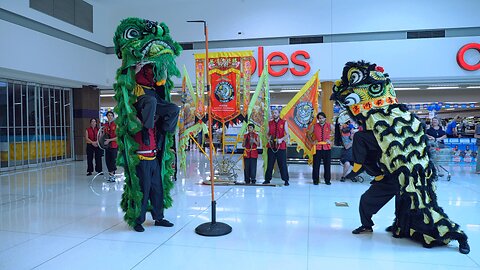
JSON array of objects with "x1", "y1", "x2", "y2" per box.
[
  {"x1": 330, "y1": 61, "x2": 398, "y2": 121},
  {"x1": 113, "y1": 17, "x2": 182, "y2": 83}
]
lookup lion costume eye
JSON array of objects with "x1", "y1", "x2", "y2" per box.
[
  {"x1": 368, "y1": 83, "x2": 384, "y2": 97},
  {"x1": 124, "y1": 28, "x2": 141, "y2": 39},
  {"x1": 347, "y1": 68, "x2": 365, "y2": 85}
]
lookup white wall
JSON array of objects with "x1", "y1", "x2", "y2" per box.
[
  {"x1": 0, "y1": 0, "x2": 113, "y2": 45},
  {"x1": 101, "y1": 0, "x2": 480, "y2": 44},
  {"x1": 0, "y1": 19, "x2": 109, "y2": 88}
]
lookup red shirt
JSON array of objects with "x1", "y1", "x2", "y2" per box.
[
  {"x1": 267, "y1": 119, "x2": 287, "y2": 150},
  {"x1": 135, "y1": 64, "x2": 155, "y2": 87},
  {"x1": 243, "y1": 132, "x2": 259, "y2": 158},
  {"x1": 103, "y1": 121, "x2": 118, "y2": 149},
  {"x1": 86, "y1": 127, "x2": 99, "y2": 142},
  {"x1": 133, "y1": 128, "x2": 156, "y2": 157},
  {"x1": 314, "y1": 122, "x2": 331, "y2": 150}
]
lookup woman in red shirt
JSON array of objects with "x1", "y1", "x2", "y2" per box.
[
  {"x1": 242, "y1": 123, "x2": 260, "y2": 184},
  {"x1": 85, "y1": 118, "x2": 102, "y2": 175},
  {"x1": 103, "y1": 111, "x2": 118, "y2": 181}
]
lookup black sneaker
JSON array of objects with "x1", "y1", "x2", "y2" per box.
[
  {"x1": 155, "y1": 219, "x2": 174, "y2": 227},
  {"x1": 133, "y1": 224, "x2": 145, "y2": 232},
  {"x1": 352, "y1": 226, "x2": 373, "y2": 234},
  {"x1": 313, "y1": 181, "x2": 319, "y2": 185},
  {"x1": 340, "y1": 177, "x2": 346, "y2": 182},
  {"x1": 325, "y1": 181, "x2": 331, "y2": 185},
  {"x1": 86, "y1": 172, "x2": 92, "y2": 176},
  {"x1": 284, "y1": 181, "x2": 289, "y2": 186},
  {"x1": 385, "y1": 225, "x2": 393, "y2": 232},
  {"x1": 262, "y1": 180, "x2": 271, "y2": 184},
  {"x1": 459, "y1": 240, "x2": 470, "y2": 254}
]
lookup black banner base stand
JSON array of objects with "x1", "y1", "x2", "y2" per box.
[{"x1": 195, "y1": 201, "x2": 232, "y2": 236}]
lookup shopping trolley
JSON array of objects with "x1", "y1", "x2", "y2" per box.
[{"x1": 429, "y1": 142, "x2": 451, "y2": 181}]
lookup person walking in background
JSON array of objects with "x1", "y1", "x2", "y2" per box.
[
  {"x1": 475, "y1": 122, "x2": 480, "y2": 174},
  {"x1": 85, "y1": 118, "x2": 102, "y2": 175},
  {"x1": 264, "y1": 109, "x2": 290, "y2": 186},
  {"x1": 243, "y1": 123, "x2": 260, "y2": 184},
  {"x1": 312, "y1": 112, "x2": 332, "y2": 185},
  {"x1": 103, "y1": 111, "x2": 118, "y2": 182},
  {"x1": 446, "y1": 115, "x2": 462, "y2": 138},
  {"x1": 335, "y1": 116, "x2": 354, "y2": 182}
]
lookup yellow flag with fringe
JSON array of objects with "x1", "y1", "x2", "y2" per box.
[{"x1": 280, "y1": 71, "x2": 319, "y2": 164}]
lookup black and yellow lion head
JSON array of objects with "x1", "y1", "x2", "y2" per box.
[{"x1": 331, "y1": 61, "x2": 397, "y2": 119}]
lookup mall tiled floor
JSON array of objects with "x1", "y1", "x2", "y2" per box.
[{"x1": 1, "y1": 150, "x2": 479, "y2": 269}]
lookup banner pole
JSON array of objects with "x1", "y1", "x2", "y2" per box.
[{"x1": 188, "y1": 20, "x2": 232, "y2": 237}]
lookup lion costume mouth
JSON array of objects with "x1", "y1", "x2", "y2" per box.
[{"x1": 140, "y1": 39, "x2": 175, "y2": 58}]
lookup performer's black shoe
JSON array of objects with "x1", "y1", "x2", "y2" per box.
[
  {"x1": 385, "y1": 225, "x2": 393, "y2": 232},
  {"x1": 86, "y1": 172, "x2": 92, "y2": 176},
  {"x1": 325, "y1": 181, "x2": 331, "y2": 185},
  {"x1": 352, "y1": 226, "x2": 373, "y2": 234},
  {"x1": 262, "y1": 180, "x2": 270, "y2": 184},
  {"x1": 313, "y1": 180, "x2": 319, "y2": 185},
  {"x1": 284, "y1": 181, "x2": 289, "y2": 186},
  {"x1": 245, "y1": 180, "x2": 251, "y2": 184},
  {"x1": 459, "y1": 240, "x2": 470, "y2": 254},
  {"x1": 155, "y1": 219, "x2": 174, "y2": 227},
  {"x1": 251, "y1": 180, "x2": 256, "y2": 184},
  {"x1": 142, "y1": 127, "x2": 150, "y2": 146},
  {"x1": 345, "y1": 170, "x2": 361, "y2": 180},
  {"x1": 340, "y1": 177, "x2": 346, "y2": 182},
  {"x1": 133, "y1": 224, "x2": 145, "y2": 232}
]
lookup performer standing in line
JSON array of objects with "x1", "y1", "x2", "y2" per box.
[
  {"x1": 243, "y1": 123, "x2": 260, "y2": 184},
  {"x1": 85, "y1": 118, "x2": 102, "y2": 176},
  {"x1": 264, "y1": 109, "x2": 290, "y2": 186},
  {"x1": 312, "y1": 112, "x2": 332, "y2": 185},
  {"x1": 103, "y1": 111, "x2": 118, "y2": 182}
]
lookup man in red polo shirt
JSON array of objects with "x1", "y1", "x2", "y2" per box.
[
  {"x1": 243, "y1": 123, "x2": 260, "y2": 184},
  {"x1": 264, "y1": 109, "x2": 290, "y2": 186},
  {"x1": 312, "y1": 112, "x2": 332, "y2": 185}
]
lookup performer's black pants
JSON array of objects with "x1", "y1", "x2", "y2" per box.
[
  {"x1": 135, "y1": 89, "x2": 180, "y2": 133},
  {"x1": 135, "y1": 159, "x2": 164, "y2": 225},
  {"x1": 244, "y1": 157, "x2": 257, "y2": 183},
  {"x1": 265, "y1": 149, "x2": 289, "y2": 182},
  {"x1": 105, "y1": 147, "x2": 118, "y2": 173},
  {"x1": 312, "y1": 149, "x2": 331, "y2": 183},
  {"x1": 359, "y1": 175, "x2": 398, "y2": 227},
  {"x1": 86, "y1": 144, "x2": 102, "y2": 173}
]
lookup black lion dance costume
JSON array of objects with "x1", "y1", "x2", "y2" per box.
[
  {"x1": 331, "y1": 61, "x2": 470, "y2": 254},
  {"x1": 113, "y1": 18, "x2": 181, "y2": 229}
]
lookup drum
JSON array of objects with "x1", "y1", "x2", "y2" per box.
[{"x1": 97, "y1": 126, "x2": 110, "y2": 150}]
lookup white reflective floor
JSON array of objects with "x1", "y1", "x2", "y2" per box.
[{"x1": 1, "y1": 150, "x2": 479, "y2": 270}]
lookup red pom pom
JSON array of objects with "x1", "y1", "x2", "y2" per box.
[{"x1": 375, "y1": 66, "x2": 384, "y2": 73}]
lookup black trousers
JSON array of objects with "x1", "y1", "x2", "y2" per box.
[
  {"x1": 244, "y1": 157, "x2": 257, "y2": 183},
  {"x1": 359, "y1": 175, "x2": 399, "y2": 227},
  {"x1": 105, "y1": 147, "x2": 118, "y2": 173},
  {"x1": 135, "y1": 159, "x2": 164, "y2": 225},
  {"x1": 265, "y1": 148, "x2": 289, "y2": 182},
  {"x1": 86, "y1": 144, "x2": 102, "y2": 173},
  {"x1": 135, "y1": 90, "x2": 180, "y2": 133},
  {"x1": 312, "y1": 149, "x2": 331, "y2": 183}
]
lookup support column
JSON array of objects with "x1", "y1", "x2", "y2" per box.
[
  {"x1": 320, "y1": 81, "x2": 334, "y2": 122},
  {"x1": 72, "y1": 85, "x2": 99, "y2": 160}
]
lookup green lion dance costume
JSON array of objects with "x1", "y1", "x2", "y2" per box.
[
  {"x1": 331, "y1": 61, "x2": 470, "y2": 254},
  {"x1": 113, "y1": 18, "x2": 181, "y2": 227}
]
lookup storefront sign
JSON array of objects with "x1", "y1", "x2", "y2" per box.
[
  {"x1": 250, "y1": 46, "x2": 311, "y2": 77},
  {"x1": 457, "y1": 43, "x2": 480, "y2": 71}
]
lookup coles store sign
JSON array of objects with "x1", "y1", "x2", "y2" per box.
[{"x1": 250, "y1": 46, "x2": 311, "y2": 77}]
